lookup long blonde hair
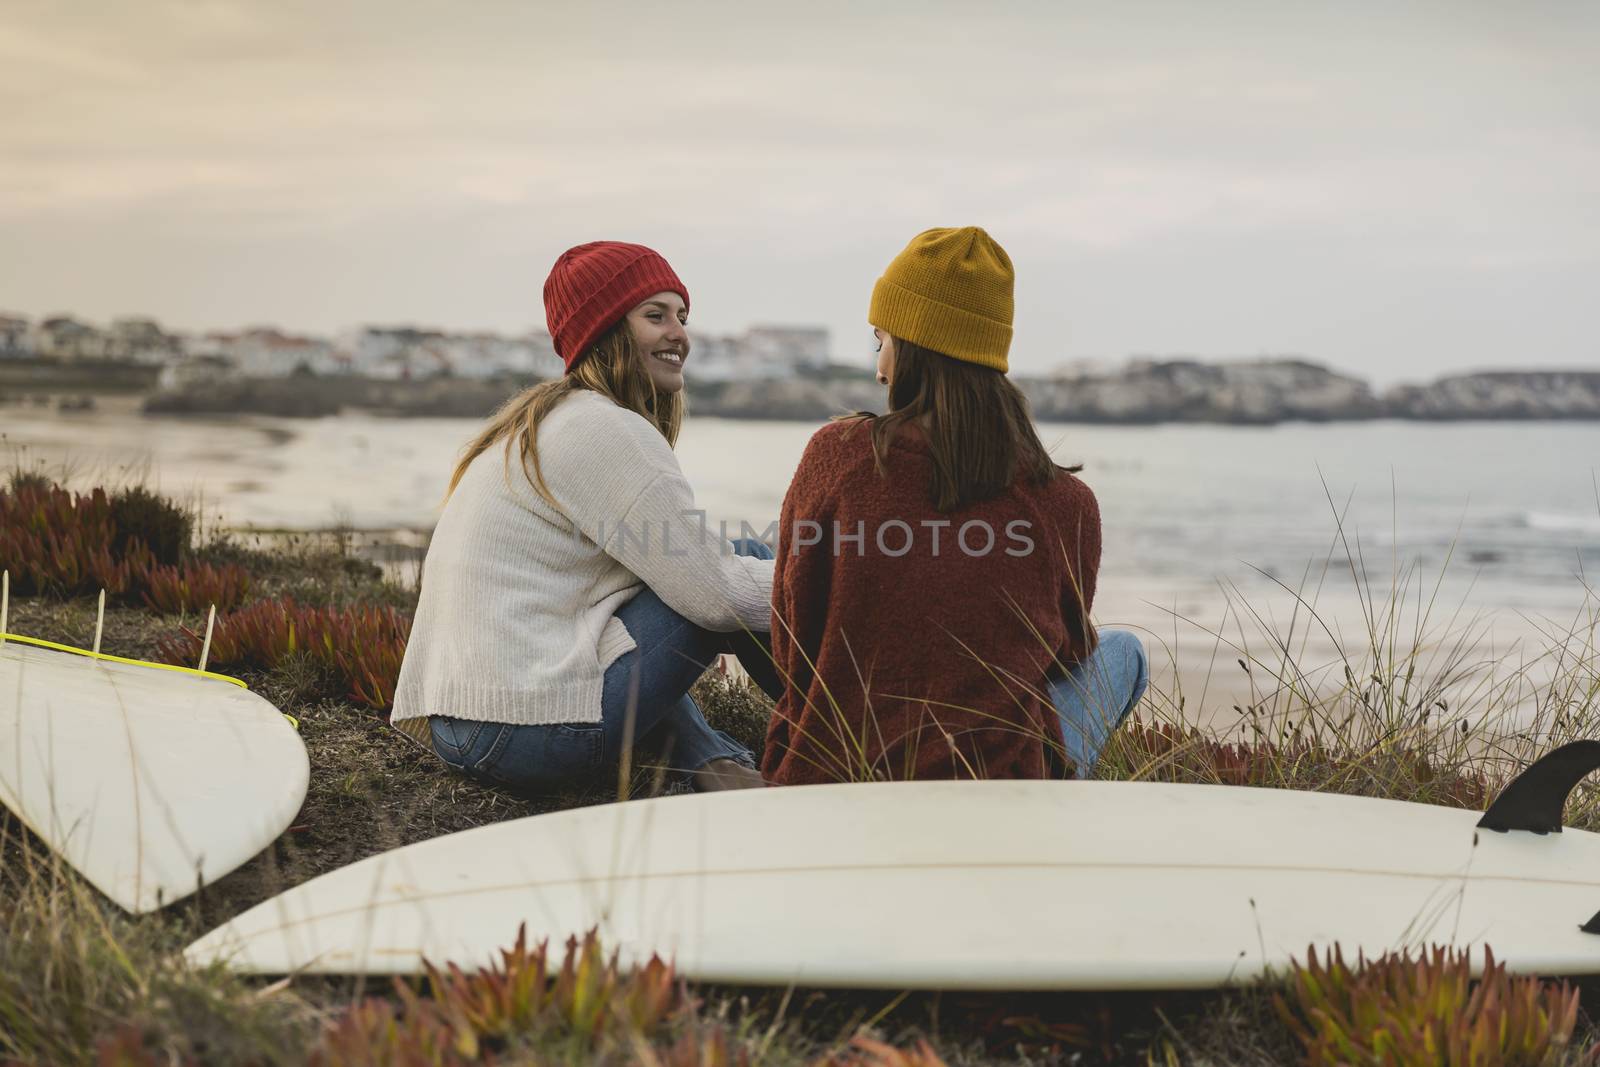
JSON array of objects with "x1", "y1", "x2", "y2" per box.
[{"x1": 446, "y1": 321, "x2": 685, "y2": 508}]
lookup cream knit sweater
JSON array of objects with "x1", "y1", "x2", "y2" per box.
[{"x1": 390, "y1": 389, "x2": 775, "y2": 742}]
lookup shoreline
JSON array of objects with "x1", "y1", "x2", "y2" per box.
[{"x1": 7, "y1": 403, "x2": 1595, "y2": 728}]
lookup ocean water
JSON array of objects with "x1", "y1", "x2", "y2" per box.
[{"x1": 7, "y1": 400, "x2": 1598, "y2": 718}]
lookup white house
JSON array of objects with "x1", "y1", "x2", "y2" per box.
[
  {"x1": 195, "y1": 328, "x2": 342, "y2": 377},
  {"x1": 34, "y1": 316, "x2": 107, "y2": 360},
  {"x1": 106, "y1": 317, "x2": 181, "y2": 364},
  {"x1": 434, "y1": 331, "x2": 558, "y2": 378},
  {"x1": 680, "y1": 333, "x2": 746, "y2": 382},
  {"x1": 339, "y1": 327, "x2": 443, "y2": 380},
  {"x1": 688, "y1": 326, "x2": 831, "y2": 381},
  {"x1": 339, "y1": 326, "x2": 557, "y2": 379},
  {"x1": 742, "y1": 326, "x2": 830, "y2": 371},
  {"x1": 0, "y1": 314, "x2": 31, "y2": 358}
]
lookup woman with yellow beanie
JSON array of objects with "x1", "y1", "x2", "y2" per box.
[{"x1": 761, "y1": 227, "x2": 1147, "y2": 785}]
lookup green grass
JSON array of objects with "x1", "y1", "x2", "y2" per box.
[{"x1": 4, "y1": 474, "x2": 1600, "y2": 1064}]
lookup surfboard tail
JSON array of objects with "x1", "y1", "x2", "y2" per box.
[{"x1": 1477, "y1": 740, "x2": 1600, "y2": 835}]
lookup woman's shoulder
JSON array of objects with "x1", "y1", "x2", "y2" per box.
[
  {"x1": 785, "y1": 416, "x2": 876, "y2": 493},
  {"x1": 1037, "y1": 466, "x2": 1100, "y2": 522},
  {"x1": 543, "y1": 386, "x2": 628, "y2": 427},
  {"x1": 541, "y1": 389, "x2": 673, "y2": 456},
  {"x1": 809, "y1": 414, "x2": 872, "y2": 448},
  {"x1": 798, "y1": 416, "x2": 877, "y2": 469}
]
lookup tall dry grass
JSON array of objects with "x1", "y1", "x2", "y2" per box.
[
  {"x1": 1096, "y1": 483, "x2": 1600, "y2": 829},
  {"x1": 0, "y1": 831, "x2": 323, "y2": 1064}
]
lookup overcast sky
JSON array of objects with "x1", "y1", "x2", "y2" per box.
[{"x1": 2, "y1": 0, "x2": 1596, "y2": 384}]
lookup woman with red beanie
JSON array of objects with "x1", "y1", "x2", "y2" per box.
[
  {"x1": 762, "y1": 227, "x2": 1148, "y2": 785},
  {"x1": 392, "y1": 241, "x2": 777, "y2": 794}
]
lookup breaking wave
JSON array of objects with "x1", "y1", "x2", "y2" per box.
[{"x1": 1518, "y1": 510, "x2": 1600, "y2": 537}]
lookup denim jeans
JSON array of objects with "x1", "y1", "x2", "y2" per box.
[
  {"x1": 431, "y1": 538, "x2": 780, "y2": 794},
  {"x1": 1048, "y1": 629, "x2": 1149, "y2": 779}
]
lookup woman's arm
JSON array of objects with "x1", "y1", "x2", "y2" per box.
[
  {"x1": 769, "y1": 430, "x2": 840, "y2": 698},
  {"x1": 536, "y1": 396, "x2": 774, "y2": 632},
  {"x1": 1056, "y1": 480, "x2": 1102, "y2": 671},
  {"x1": 763, "y1": 428, "x2": 841, "y2": 776},
  {"x1": 610, "y1": 467, "x2": 774, "y2": 631}
]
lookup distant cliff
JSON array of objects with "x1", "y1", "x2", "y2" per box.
[
  {"x1": 1382, "y1": 370, "x2": 1600, "y2": 421},
  {"x1": 142, "y1": 374, "x2": 528, "y2": 419},
  {"x1": 689, "y1": 376, "x2": 884, "y2": 420},
  {"x1": 132, "y1": 361, "x2": 1600, "y2": 424},
  {"x1": 686, "y1": 359, "x2": 1388, "y2": 424},
  {"x1": 722, "y1": 361, "x2": 1600, "y2": 425},
  {"x1": 1021, "y1": 359, "x2": 1384, "y2": 424},
  {"x1": 692, "y1": 360, "x2": 1600, "y2": 425}
]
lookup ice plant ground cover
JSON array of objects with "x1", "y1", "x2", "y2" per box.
[
  {"x1": 0, "y1": 476, "x2": 251, "y2": 612},
  {"x1": 154, "y1": 597, "x2": 412, "y2": 711},
  {"x1": 3, "y1": 470, "x2": 1600, "y2": 1064}
]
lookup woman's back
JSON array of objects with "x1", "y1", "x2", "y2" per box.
[
  {"x1": 393, "y1": 387, "x2": 773, "y2": 740},
  {"x1": 762, "y1": 417, "x2": 1101, "y2": 785},
  {"x1": 392, "y1": 389, "x2": 663, "y2": 738}
]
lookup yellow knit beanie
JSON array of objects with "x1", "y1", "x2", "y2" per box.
[{"x1": 869, "y1": 226, "x2": 1014, "y2": 373}]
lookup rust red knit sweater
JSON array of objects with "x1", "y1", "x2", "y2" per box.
[{"x1": 762, "y1": 418, "x2": 1102, "y2": 785}]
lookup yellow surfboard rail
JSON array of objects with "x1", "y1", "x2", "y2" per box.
[
  {"x1": 0, "y1": 630, "x2": 249, "y2": 687},
  {"x1": 0, "y1": 631, "x2": 301, "y2": 731}
]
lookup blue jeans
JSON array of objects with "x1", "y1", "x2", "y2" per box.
[
  {"x1": 431, "y1": 538, "x2": 780, "y2": 794},
  {"x1": 1048, "y1": 629, "x2": 1149, "y2": 778}
]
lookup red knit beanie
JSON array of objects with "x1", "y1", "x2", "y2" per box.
[{"x1": 543, "y1": 241, "x2": 690, "y2": 374}]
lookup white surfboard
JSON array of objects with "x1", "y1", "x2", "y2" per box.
[
  {"x1": 186, "y1": 752, "x2": 1600, "y2": 989},
  {"x1": 0, "y1": 639, "x2": 309, "y2": 913}
]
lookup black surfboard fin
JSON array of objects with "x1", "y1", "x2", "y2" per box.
[{"x1": 1477, "y1": 740, "x2": 1600, "y2": 835}]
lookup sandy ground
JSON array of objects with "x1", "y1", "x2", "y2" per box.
[{"x1": 1094, "y1": 572, "x2": 1596, "y2": 733}]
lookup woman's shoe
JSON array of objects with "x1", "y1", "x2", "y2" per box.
[{"x1": 693, "y1": 758, "x2": 767, "y2": 791}]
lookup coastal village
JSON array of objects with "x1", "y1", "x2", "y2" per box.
[{"x1": 0, "y1": 311, "x2": 832, "y2": 386}]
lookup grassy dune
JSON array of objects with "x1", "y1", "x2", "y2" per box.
[{"x1": 3, "y1": 471, "x2": 1599, "y2": 1065}]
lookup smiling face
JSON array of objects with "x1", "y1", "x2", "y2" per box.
[{"x1": 625, "y1": 291, "x2": 690, "y2": 394}]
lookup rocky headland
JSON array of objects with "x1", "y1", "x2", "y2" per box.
[
  {"x1": 140, "y1": 373, "x2": 519, "y2": 419},
  {"x1": 692, "y1": 361, "x2": 1600, "y2": 425},
  {"x1": 1382, "y1": 370, "x2": 1600, "y2": 421},
  {"x1": 1021, "y1": 358, "x2": 1384, "y2": 425},
  {"x1": 126, "y1": 359, "x2": 1600, "y2": 424}
]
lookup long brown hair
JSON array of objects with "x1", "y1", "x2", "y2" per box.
[
  {"x1": 446, "y1": 321, "x2": 685, "y2": 509},
  {"x1": 851, "y1": 338, "x2": 1078, "y2": 512}
]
